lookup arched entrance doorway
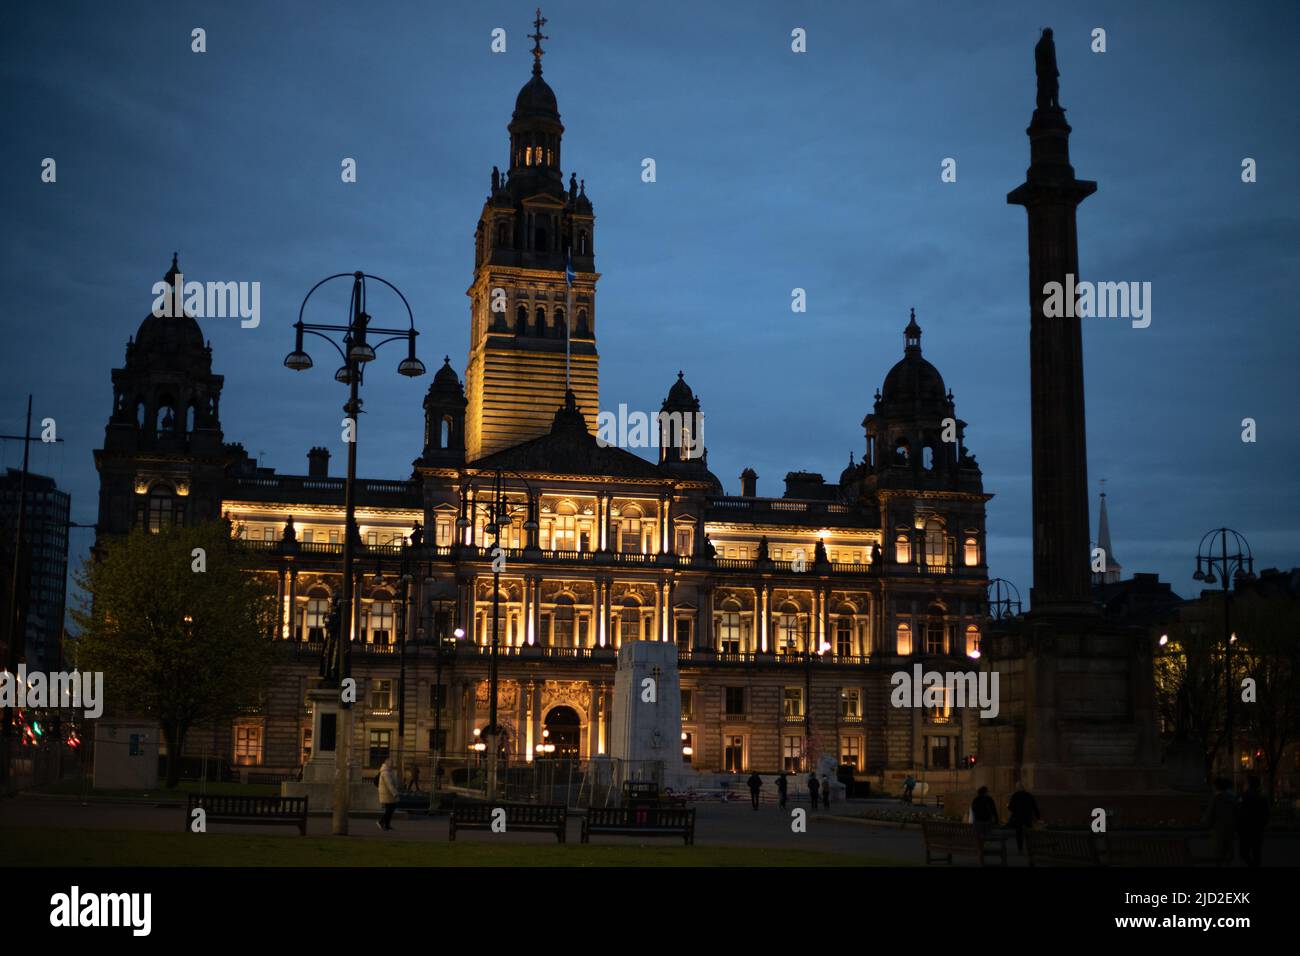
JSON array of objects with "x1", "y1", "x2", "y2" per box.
[{"x1": 543, "y1": 706, "x2": 582, "y2": 759}]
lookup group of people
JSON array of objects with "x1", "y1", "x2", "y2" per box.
[
  {"x1": 746, "y1": 771, "x2": 836, "y2": 810},
  {"x1": 1203, "y1": 775, "x2": 1270, "y2": 867},
  {"x1": 965, "y1": 776, "x2": 1272, "y2": 865}
]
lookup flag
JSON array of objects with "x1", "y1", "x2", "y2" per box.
[{"x1": 565, "y1": 252, "x2": 575, "y2": 287}]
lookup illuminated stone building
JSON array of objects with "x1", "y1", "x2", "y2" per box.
[{"x1": 93, "y1": 38, "x2": 991, "y2": 787}]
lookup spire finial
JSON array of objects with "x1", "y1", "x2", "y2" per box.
[
  {"x1": 529, "y1": 8, "x2": 549, "y2": 76},
  {"x1": 904, "y1": 307, "x2": 922, "y2": 351}
]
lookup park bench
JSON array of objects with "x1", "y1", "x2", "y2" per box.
[
  {"x1": 1103, "y1": 834, "x2": 1193, "y2": 866},
  {"x1": 185, "y1": 794, "x2": 309, "y2": 836},
  {"x1": 920, "y1": 820, "x2": 1008, "y2": 865},
  {"x1": 1026, "y1": 829, "x2": 1102, "y2": 866},
  {"x1": 448, "y1": 802, "x2": 568, "y2": 842},
  {"x1": 582, "y1": 806, "x2": 696, "y2": 845}
]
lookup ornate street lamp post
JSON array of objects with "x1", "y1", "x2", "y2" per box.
[
  {"x1": 1192, "y1": 528, "x2": 1253, "y2": 781},
  {"x1": 455, "y1": 467, "x2": 537, "y2": 799},
  {"x1": 284, "y1": 271, "x2": 425, "y2": 835}
]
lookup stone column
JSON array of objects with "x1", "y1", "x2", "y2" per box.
[
  {"x1": 601, "y1": 578, "x2": 612, "y2": 648},
  {"x1": 275, "y1": 567, "x2": 286, "y2": 639},
  {"x1": 659, "y1": 494, "x2": 670, "y2": 554},
  {"x1": 287, "y1": 567, "x2": 299, "y2": 641},
  {"x1": 696, "y1": 584, "x2": 714, "y2": 652}
]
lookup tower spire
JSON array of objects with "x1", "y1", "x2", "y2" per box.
[{"x1": 529, "y1": 8, "x2": 548, "y2": 76}]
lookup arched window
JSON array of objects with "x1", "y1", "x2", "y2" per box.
[
  {"x1": 717, "y1": 607, "x2": 742, "y2": 654},
  {"x1": 497, "y1": 223, "x2": 509, "y2": 247},
  {"x1": 619, "y1": 596, "x2": 641, "y2": 645},
  {"x1": 922, "y1": 446, "x2": 935, "y2": 471},
  {"x1": 369, "y1": 598, "x2": 395, "y2": 645},
  {"x1": 965, "y1": 625, "x2": 981, "y2": 657},
  {"x1": 305, "y1": 589, "x2": 330, "y2": 642},
  {"x1": 516, "y1": 304, "x2": 528, "y2": 334},
  {"x1": 136, "y1": 400, "x2": 146, "y2": 428},
  {"x1": 157, "y1": 402, "x2": 176, "y2": 435},
  {"x1": 186, "y1": 405, "x2": 196, "y2": 433},
  {"x1": 964, "y1": 536, "x2": 979, "y2": 566},
  {"x1": 835, "y1": 615, "x2": 854, "y2": 657},
  {"x1": 553, "y1": 595, "x2": 575, "y2": 647},
  {"x1": 619, "y1": 507, "x2": 643, "y2": 554},
  {"x1": 896, "y1": 622, "x2": 913, "y2": 656},
  {"x1": 552, "y1": 501, "x2": 577, "y2": 551},
  {"x1": 147, "y1": 486, "x2": 175, "y2": 533},
  {"x1": 554, "y1": 307, "x2": 565, "y2": 338},
  {"x1": 894, "y1": 438, "x2": 909, "y2": 462},
  {"x1": 925, "y1": 614, "x2": 946, "y2": 656},
  {"x1": 578, "y1": 230, "x2": 588, "y2": 255},
  {"x1": 440, "y1": 416, "x2": 451, "y2": 449},
  {"x1": 925, "y1": 518, "x2": 947, "y2": 568},
  {"x1": 895, "y1": 534, "x2": 911, "y2": 564},
  {"x1": 576, "y1": 309, "x2": 589, "y2": 336},
  {"x1": 535, "y1": 307, "x2": 546, "y2": 332},
  {"x1": 778, "y1": 605, "x2": 802, "y2": 655}
]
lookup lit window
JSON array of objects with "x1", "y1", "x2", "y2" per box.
[
  {"x1": 840, "y1": 736, "x2": 861, "y2": 769},
  {"x1": 896, "y1": 622, "x2": 913, "y2": 656},
  {"x1": 965, "y1": 625, "x2": 980, "y2": 656},
  {"x1": 925, "y1": 519, "x2": 947, "y2": 568},
  {"x1": 718, "y1": 612, "x2": 741, "y2": 654},
  {"x1": 964, "y1": 536, "x2": 979, "y2": 566},
  {"x1": 895, "y1": 534, "x2": 911, "y2": 563},
  {"x1": 370, "y1": 601, "x2": 394, "y2": 644},
  {"x1": 370, "y1": 679, "x2": 393, "y2": 710},
  {"x1": 783, "y1": 735, "x2": 803, "y2": 773},
  {"x1": 234, "y1": 724, "x2": 263, "y2": 766},
  {"x1": 839, "y1": 687, "x2": 861, "y2": 718},
  {"x1": 782, "y1": 687, "x2": 804, "y2": 718}
]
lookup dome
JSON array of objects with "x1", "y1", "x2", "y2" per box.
[
  {"x1": 432, "y1": 356, "x2": 460, "y2": 388},
  {"x1": 132, "y1": 254, "x2": 207, "y2": 362},
  {"x1": 879, "y1": 309, "x2": 948, "y2": 408},
  {"x1": 513, "y1": 73, "x2": 559, "y2": 120},
  {"x1": 665, "y1": 370, "x2": 697, "y2": 406}
]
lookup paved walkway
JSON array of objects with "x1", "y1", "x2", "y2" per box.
[{"x1": 5, "y1": 794, "x2": 929, "y2": 863}]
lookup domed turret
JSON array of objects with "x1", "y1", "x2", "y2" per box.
[
  {"x1": 878, "y1": 309, "x2": 948, "y2": 412},
  {"x1": 420, "y1": 357, "x2": 467, "y2": 467},
  {"x1": 861, "y1": 309, "x2": 980, "y2": 493},
  {"x1": 132, "y1": 253, "x2": 209, "y2": 368}
]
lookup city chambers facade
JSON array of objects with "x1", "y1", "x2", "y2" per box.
[{"x1": 93, "y1": 44, "x2": 992, "y2": 787}]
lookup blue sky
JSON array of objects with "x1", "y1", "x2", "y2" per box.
[{"x1": 2, "y1": 0, "x2": 1298, "y2": 608}]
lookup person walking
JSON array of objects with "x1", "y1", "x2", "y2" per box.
[
  {"x1": 775, "y1": 771, "x2": 788, "y2": 809},
  {"x1": 1237, "y1": 776, "x2": 1269, "y2": 867},
  {"x1": 747, "y1": 771, "x2": 763, "y2": 810},
  {"x1": 970, "y1": 786, "x2": 999, "y2": 827},
  {"x1": 1006, "y1": 781, "x2": 1040, "y2": 854},
  {"x1": 902, "y1": 774, "x2": 916, "y2": 804},
  {"x1": 808, "y1": 772, "x2": 820, "y2": 809},
  {"x1": 820, "y1": 774, "x2": 831, "y2": 809},
  {"x1": 1203, "y1": 776, "x2": 1238, "y2": 866},
  {"x1": 377, "y1": 757, "x2": 401, "y2": 831}
]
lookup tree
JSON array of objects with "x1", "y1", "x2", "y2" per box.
[
  {"x1": 71, "y1": 521, "x2": 276, "y2": 788},
  {"x1": 1154, "y1": 601, "x2": 1227, "y2": 784},
  {"x1": 1234, "y1": 583, "x2": 1300, "y2": 800}
]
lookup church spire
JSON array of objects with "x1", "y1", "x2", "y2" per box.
[{"x1": 1094, "y1": 482, "x2": 1122, "y2": 584}]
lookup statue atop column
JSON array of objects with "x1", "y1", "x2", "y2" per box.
[{"x1": 1034, "y1": 27, "x2": 1060, "y2": 110}]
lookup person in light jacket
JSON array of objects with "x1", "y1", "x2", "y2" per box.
[{"x1": 377, "y1": 758, "x2": 401, "y2": 831}]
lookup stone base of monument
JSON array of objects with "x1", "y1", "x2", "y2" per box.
[{"x1": 279, "y1": 685, "x2": 379, "y2": 812}]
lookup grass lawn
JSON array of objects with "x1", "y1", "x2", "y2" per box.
[
  {"x1": 35, "y1": 779, "x2": 279, "y2": 802},
  {"x1": 0, "y1": 827, "x2": 895, "y2": 867}
]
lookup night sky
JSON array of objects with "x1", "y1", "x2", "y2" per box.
[{"x1": 3, "y1": 0, "x2": 1297, "y2": 615}]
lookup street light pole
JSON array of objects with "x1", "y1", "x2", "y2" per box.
[
  {"x1": 284, "y1": 271, "x2": 426, "y2": 835},
  {"x1": 1192, "y1": 527, "x2": 1253, "y2": 783}
]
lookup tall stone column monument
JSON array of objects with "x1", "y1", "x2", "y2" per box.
[
  {"x1": 973, "y1": 29, "x2": 1173, "y2": 822},
  {"x1": 609, "y1": 640, "x2": 695, "y2": 790}
]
